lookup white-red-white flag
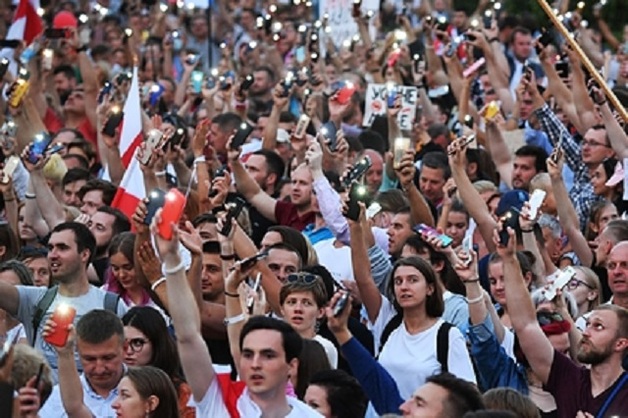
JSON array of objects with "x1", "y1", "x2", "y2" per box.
[
  {"x1": 111, "y1": 67, "x2": 145, "y2": 219},
  {"x1": 6, "y1": 0, "x2": 43, "y2": 45}
]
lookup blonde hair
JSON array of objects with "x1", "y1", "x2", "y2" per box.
[
  {"x1": 573, "y1": 266, "x2": 602, "y2": 311},
  {"x1": 42, "y1": 154, "x2": 68, "y2": 185},
  {"x1": 473, "y1": 180, "x2": 498, "y2": 195},
  {"x1": 12, "y1": 344, "x2": 54, "y2": 404},
  {"x1": 530, "y1": 173, "x2": 551, "y2": 191}
]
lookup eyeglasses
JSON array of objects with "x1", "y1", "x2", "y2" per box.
[
  {"x1": 567, "y1": 278, "x2": 594, "y2": 290},
  {"x1": 536, "y1": 311, "x2": 564, "y2": 326},
  {"x1": 286, "y1": 273, "x2": 319, "y2": 285},
  {"x1": 125, "y1": 338, "x2": 149, "y2": 353},
  {"x1": 582, "y1": 140, "x2": 610, "y2": 148}
]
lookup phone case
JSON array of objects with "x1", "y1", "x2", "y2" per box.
[
  {"x1": 294, "y1": 114, "x2": 311, "y2": 140},
  {"x1": 321, "y1": 122, "x2": 338, "y2": 150},
  {"x1": 102, "y1": 110, "x2": 124, "y2": 137},
  {"x1": 1, "y1": 156, "x2": 20, "y2": 183},
  {"x1": 231, "y1": 123, "x2": 254, "y2": 149},
  {"x1": 158, "y1": 189, "x2": 186, "y2": 240},
  {"x1": 393, "y1": 137, "x2": 411, "y2": 169},
  {"x1": 345, "y1": 183, "x2": 368, "y2": 221},
  {"x1": 545, "y1": 267, "x2": 576, "y2": 300},
  {"x1": 387, "y1": 85, "x2": 398, "y2": 108},
  {"x1": 336, "y1": 83, "x2": 356, "y2": 105},
  {"x1": 332, "y1": 292, "x2": 350, "y2": 317},
  {"x1": 138, "y1": 129, "x2": 165, "y2": 165},
  {"x1": 8, "y1": 78, "x2": 30, "y2": 108},
  {"x1": 191, "y1": 71, "x2": 204, "y2": 93},
  {"x1": 44, "y1": 304, "x2": 76, "y2": 347},
  {"x1": 366, "y1": 202, "x2": 382, "y2": 219},
  {"x1": 528, "y1": 190, "x2": 547, "y2": 220},
  {"x1": 144, "y1": 189, "x2": 167, "y2": 225},
  {"x1": 28, "y1": 133, "x2": 52, "y2": 164},
  {"x1": 415, "y1": 224, "x2": 455, "y2": 247},
  {"x1": 221, "y1": 198, "x2": 245, "y2": 236},
  {"x1": 343, "y1": 156, "x2": 372, "y2": 188}
]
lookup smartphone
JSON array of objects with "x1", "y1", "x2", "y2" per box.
[
  {"x1": 393, "y1": 137, "x2": 411, "y2": 169},
  {"x1": 387, "y1": 84, "x2": 398, "y2": 108},
  {"x1": 544, "y1": 267, "x2": 576, "y2": 300},
  {"x1": 191, "y1": 71, "x2": 204, "y2": 94},
  {"x1": 343, "y1": 156, "x2": 372, "y2": 188},
  {"x1": 413, "y1": 224, "x2": 454, "y2": 247},
  {"x1": 498, "y1": 209, "x2": 519, "y2": 246},
  {"x1": 185, "y1": 53, "x2": 199, "y2": 66},
  {"x1": 240, "y1": 251, "x2": 269, "y2": 271},
  {"x1": 366, "y1": 202, "x2": 382, "y2": 219},
  {"x1": 463, "y1": 57, "x2": 486, "y2": 78},
  {"x1": 137, "y1": 129, "x2": 165, "y2": 165},
  {"x1": 446, "y1": 135, "x2": 476, "y2": 156},
  {"x1": 281, "y1": 72, "x2": 294, "y2": 97},
  {"x1": 44, "y1": 28, "x2": 69, "y2": 39},
  {"x1": 1, "y1": 155, "x2": 20, "y2": 184},
  {"x1": 98, "y1": 82, "x2": 113, "y2": 104},
  {"x1": 247, "y1": 272, "x2": 263, "y2": 314},
  {"x1": 209, "y1": 166, "x2": 227, "y2": 198},
  {"x1": 231, "y1": 122, "x2": 254, "y2": 150},
  {"x1": 42, "y1": 48, "x2": 54, "y2": 71},
  {"x1": 483, "y1": 13, "x2": 493, "y2": 29},
  {"x1": 221, "y1": 197, "x2": 246, "y2": 236},
  {"x1": 158, "y1": 188, "x2": 186, "y2": 240},
  {"x1": 463, "y1": 115, "x2": 474, "y2": 129},
  {"x1": 320, "y1": 121, "x2": 338, "y2": 151},
  {"x1": 8, "y1": 70, "x2": 30, "y2": 108},
  {"x1": 345, "y1": 182, "x2": 369, "y2": 221},
  {"x1": 536, "y1": 28, "x2": 553, "y2": 55},
  {"x1": 485, "y1": 100, "x2": 501, "y2": 119},
  {"x1": 461, "y1": 235, "x2": 473, "y2": 266},
  {"x1": 102, "y1": 106, "x2": 124, "y2": 137},
  {"x1": 528, "y1": 189, "x2": 546, "y2": 220},
  {"x1": 239, "y1": 74, "x2": 254, "y2": 94},
  {"x1": 352, "y1": 0, "x2": 362, "y2": 18},
  {"x1": 33, "y1": 363, "x2": 44, "y2": 391},
  {"x1": 552, "y1": 132, "x2": 565, "y2": 163},
  {"x1": 144, "y1": 188, "x2": 166, "y2": 225},
  {"x1": 44, "y1": 304, "x2": 76, "y2": 347},
  {"x1": 28, "y1": 132, "x2": 53, "y2": 164},
  {"x1": 332, "y1": 292, "x2": 350, "y2": 317},
  {"x1": 555, "y1": 61, "x2": 569, "y2": 79},
  {"x1": 293, "y1": 114, "x2": 311, "y2": 140},
  {"x1": 47, "y1": 144, "x2": 64, "y2": 155},
  {"x1": 0, "y1": 58, "x2": 8, "y2": 80},
  {"x1": 336, "y1": 82, "x2": 356, "y2": 105}
]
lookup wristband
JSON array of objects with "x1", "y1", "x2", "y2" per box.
[
  {"x1": 224, "y1": 290, "x2": 240, "y2": 298},
  {"x1": 193, "y1": 155, "x2": 206, "y2": 164},
  {"x1": 25, "y1": 192, "x2": 36, "y2": 199},
  {"x1": 151, "y1": 277, "x2": 167, "y2": 291},
  {"x1": 164, "y1": 260, "x2": 185, "y2": 275},
  {"x1": 466, "y1": 294, "x2": 484, "y2": 304},
  {"x1": 220, "y1": 254, "x2": 236, "y2": 260},
  {"x1": 463, "y1": 278, "x2": 480, "y2": 283},
  {"x1": 488, "y1": 37, "x2": 499, "y2": 43},
  {"x1": 155, "y1": 170, "x2": 166, "y2": 177},
  {"x1": 521, "y1": 228, "x2": 534, "y2": 233},
  {"x1": 224, "y1": 313, "x2": 246, "y2": 326}
]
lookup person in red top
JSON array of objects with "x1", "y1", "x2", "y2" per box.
[{"x1": 230, "y1": 143, "x2": 315, "y2": 231}]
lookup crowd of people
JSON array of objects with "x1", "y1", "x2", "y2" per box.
[{"x1": 0, "y1": 0, "x2": 628, "y2": 416}]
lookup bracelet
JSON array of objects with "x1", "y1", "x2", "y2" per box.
[
  {"x1": 224, "y1": 290, "x2": 239, "y2": 298},
  {"x1": 164, "y1": 260, "x2": 186, "y2": 275},
  {"x1": 155, "y1": 170, "x2": 166, "y2": 177},
  {"x1": 463, "y1": 278, "x2": 480, "y2": 283},
  {"x1": 220, "y1": 254, "x2": 236, "y2": 260},
  {"x1": 25, "y1": 192, "x2": 36, "y2": 199},
  {"x1": 224, "y1": 313, "x2": 246, "y2": 326},
  {"x1": 521, "y1": 228, "x2": 534, "y2": 233},
  {"x1": 466, "y1": 294, "x2": 484, "y2": 304},
  {"x1": 151, "y1": 277, "x2": 167, "y2": 291},
  {"x1": 488, "y1": 37, "x2": 499, "y2": 43},
  {"x1": 193, "y1": 156, "x2": 206, "y2": 164}
]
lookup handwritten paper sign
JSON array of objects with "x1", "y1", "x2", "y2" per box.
[
  {"x1": 363, "y1": 83, "x2": 418, "y2": 130},
  {"x1": 319, "y1": 0, "x2": 379, "y2": 49}
]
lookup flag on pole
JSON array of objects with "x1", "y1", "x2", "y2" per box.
[
  {"x1": 111, "y1": 67, "x2": 145, "y2": 219},
  {"x1": 6, "y1": 0, "x2": 43, "y2": 45}
]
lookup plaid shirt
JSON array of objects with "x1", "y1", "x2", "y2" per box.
[{"x1": 534, "y1": 104, "x2": 602, "y2": 232}]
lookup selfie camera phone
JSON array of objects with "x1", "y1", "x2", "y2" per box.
[
  {"x1": 413, "y1": 224, "x2": 454, "y2": 247},
  {"x1": 544, "y1": 267, "x2": 576, "y2": 300},
  {"x1": 28, "y1": 132, "x2": 53, "y2": 164},
  {"x1": 321, "y1": 121, "x2": 338, "y2": 151},
  {"x1": 498, "y1": 210, "x2": 518, "y2": 246},
  {"x1": 528, "y1": 189, "x2": 546, "y2": 220},
  {"x1": 345, "y1": 183, "x2": 369, "y2": 221},
  {"x1": 231, "y1": 122, "x2": 254, "y2": 150},
  {"x1": 158, "y1": 188, "x2": 186, "y2": 240},
  {"x1": 44, "y1": 304, "x2": 76, "y2": 347},
  {"x1": 332, "y1": 292, "x2": 350, "y2": 317},
  {"x1": 144, "y1": 188, "x2": 167, "y2": 225},
  {"x1": 8, "y1": 69, "x2": 30, "y2": 108},
  {"x1": 137, "y1": 129, "x2": 165, "y2": 165},
  {"x1": 102, "y1": 106, "x2": 124, "y2": 137},
  {"x1": 555, "y1": 61, "x2": 569, "y2": 79},
  {"x1": 343, "y1": 156, "x2": 372, "y2": 188},
  {"x1": 221, "y1": 198, "x2": 246, "y2": 236}
]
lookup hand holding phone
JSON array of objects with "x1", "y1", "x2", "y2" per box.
[
  {"x1": 230, "y1": 122, "x2": 254, "y2": 150},
  {"x1": 345, "y1": 183, "x2": 369, "y2": 221},
  {"x1": 498, "y1": 210, "x2": 518, "y2": 246},
  {"x1": 528, "y1": 189, "x2": 546, "y2": 220},
  {"x1": 220, "y1": 198, "x2": 245, "y2": 236},
  {"x1": 157, "y1": 189, "x2": 186, "y2": 240},
  {"x1": 102, "y1": 106, "x2": 124, "y2": 137},
  {"x1": 332, "y1": 292, "x2": 350, "y2": 317},
  {"x1": 413, "y1": 224, "x2": 454, "y2": 248},
  {"x1": 44, "y1": 304, "x2": 76, "y2": 347},
  {"x1": 544, "y1": 267, "x2": 576, "y2": 300},
  {"x1": 342, "y1": 156, "x2": 372, "y2": 188},
  {"x1": 144, "y1": 189, "x2": 167, "y2": 225}
]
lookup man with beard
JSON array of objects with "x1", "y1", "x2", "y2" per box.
[
  {"x1": 0, "y1": 223, "x2": 127, "y2": 381},
  {"x1": 248, "y1": 66, "x2": 276, "y2": 114},
  {"x1": 88, "y1": 207, "x2": 131, "y2": 284},
  {"x1": 499, "y1": 227, "x2": 628, "y2": 417},
  {"x1": 52, "y1": 65, "x2": 77, "y2": 105}
]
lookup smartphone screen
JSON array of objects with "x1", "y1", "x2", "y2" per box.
[{"x1": 28, "y1": 132, "x2": 52, "y2": 164}]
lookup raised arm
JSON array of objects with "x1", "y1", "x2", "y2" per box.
[
  {"x1": 485, "y1": 118, "x2": 513, "y2": 189},
  {"x1": 151, "y1": 211, "x2": 214, "y2": 401},
  {"x1": 498, "y1": 227, "x2": 554, "y2": 384},
  {"x1": 261, "y1": 85, "x2": 288, "y2": 151},
  {"x1": 20, "y1": 151, "x2": 65, "y2": 230},
  {"x1": 592, "y1": 83, "x2": 628, "y2": 160},
  {"x1": 396, "y1": 149, "x2": 435, "y2": 227}
]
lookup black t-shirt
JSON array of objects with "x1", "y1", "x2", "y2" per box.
[
  {"x1": 91, "y1": 257, "x2": 109, "y2": 286},
  {"x1": 591, "y1": 253, "x2": 611, "y2": 303}
]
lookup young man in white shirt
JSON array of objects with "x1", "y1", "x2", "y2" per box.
[{"x1": 152, "y1": 212, "x2": 321, "y2": 417}]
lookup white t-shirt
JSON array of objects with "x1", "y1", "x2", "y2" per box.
[
  {"x1": 195, "y1": 376, "x2": 323, "y2": 418},
  {"x1": 373, "y1": 300, "x2": 476, "y2": 400},
  {"x1": 313, "y1": 334, "x2": 338, "y2": 368},
  {"x1": 312, "y1": 239, "x2": 355, "y2": 282}
]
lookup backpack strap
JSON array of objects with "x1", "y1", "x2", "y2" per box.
[
  {"x1": 31, "y1": 286, "x2": 59, "y2": 346},
  {"x1": 103, "y1": 291, "x2": 120, "y2": 313},
  {"x1": 596, "y1": 373, "x2": 628, "y2": 418},
  {"x1": 437, "y1": 322, "x2": 453, "y2": 374}
]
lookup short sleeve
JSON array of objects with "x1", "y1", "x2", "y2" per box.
[
  {"x1": 447, "y1": 326, "x2": 477, "y2": 384},
  {"x1": 194, "y1": 376, "x2": 230, "y2": 418}
]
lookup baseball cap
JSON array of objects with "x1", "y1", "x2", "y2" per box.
[
  {"x1": 276, "y1": 128, "x2": 290, "y2": 143},
  {"x1": 53, "y1": 11, "x2": 78, "y2": 29}
]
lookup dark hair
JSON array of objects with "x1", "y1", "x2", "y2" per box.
[
  {"x1": 53, "y1": 65, "x2": 76, "y2": 80},
  {"x1": 266, "y1": 242, "x2": 304, "y2": 269},
  {"x1": 212, "y1": 112, "x2": 242, "y2": 134},
  {"x1": 202, "y1": 241, "x2": 220, "y2": 254},
  {"x1": 386, "y1": 256, "x2": 444, "y2": 317},
  {"x1": 96, "y1": 206, "x2": 131, "y2": 236},
  {"x1": 375, "y1": 189, "x2": 409, "y2": 213},
  {"x1": 78, "y1": 179, "x2": 118, "y2": 205},
  {"x1": 192, "y1": 213, "x2": 217, "y2": 227},
  {"x1": 62, "y1": 168, "x2": 92, "y2": 187},
  {"x1": 307, "y1": 369, "x2": 368, "y2": 418},
  {"x1": 76, "y1": 309, "x2": 124, "y2": 345},
  {"x1": 49, "y1": 222, "x2": 96, "y2": 263},
  {"x1": 448, "y1": 199, "x2": 470, "y2": 221},
  {"x1": 62, "y1": 154, "x2": 89, "y2": 170},
  {"x1": 509, "y1": 26, "x2": 532, "y2": 44},
  {"x1": 0, "y1": 222, "x2": 20, "y2": 262},
  {"x1": 427, "y1": 372, "x2": 484, "y2": 416},
  {"x1": 107, "y1": 231, "x2": 135, "y2": 261},
  {"x1": 488, "y1": 251, "x2": 537, "y2": 285},
  {"x1": 358, "y1": 129, "x2": 387, "y2": 155},
  {"x1": 601, "y1": 157, "x2": 619, "y2": 186},
  {"x1": 594, "y1": 304, "x2": 628, "y2": 339},
  {"x1": 295, "y1": 339, "x2": 331, "y2": 399},
  {"x1": 122, "y1": 307, "x2": 184, "y2": 383},
  {"x1": 462, "y1": 412, "x2": 518, "y2": 418},
  {"x1": 301, "y1": 265, "x2": 335, "y2": 304},
  {"x1": 482, "y1": 387, "x2": 539, "y2": 418},
  {"x1": 267, "y1": 226, "x2": 310, "y2": 264},
  {"x1": 252, "y1": 149, "x2": 286, "y2": 188},
  {"x1": 0, "y1": 260, "x2": 33, "y2": 285},
  {"x1": 514, "y1": 145, "x2": 548, "y2": 174},
  {"x1": 239, "y1": 316, "x2": 303, "y2": 362},
  {"x1": 422, "y1": 152, "x2": 451, "y2": 180},
  {"x1": 427, "y1": 123, "x2": 450, "y2": 142},
  {"x1": 125, "y1": 366, "x2": 180, "y2": 418},
  {"x1": 254, "y1": 65, "x2": 276, "y2": 83},
  {"x1": 280, "y1": 274, "x2": 328, "y2": 308}
]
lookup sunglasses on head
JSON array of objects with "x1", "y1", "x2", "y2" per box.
[
  {"x1": 286, "y1": 273, "x2": 319, "y2": 285},
  {"x1": 536, "y1": 311, "x2": 564, "y2": 327}
]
